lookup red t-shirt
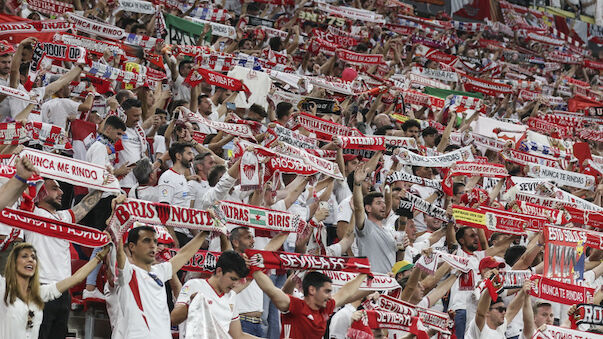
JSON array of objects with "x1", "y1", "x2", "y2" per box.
[{"x1": 280, "y1": 295, "x2": 336, "y2": 339}]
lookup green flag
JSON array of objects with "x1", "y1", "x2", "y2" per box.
[
  {"x1": 164, "y1": 13, "x2": 208, "y2": 45},
  {"x1": 423, "y1": 87, "x2": 483, "y2": 99},
  {"x1": 249, "y1": 209, "x2": 266, "y2": 227}
]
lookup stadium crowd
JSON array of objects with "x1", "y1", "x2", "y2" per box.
[{"x1": 0, "y1": 0, "x2": 601, "y2": 338}]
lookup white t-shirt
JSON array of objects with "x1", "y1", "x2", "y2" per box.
[
  {"x1": 329, "y1": 303, "x2": 356, "y2": 339},
  {"x1": 188, "y1": 180, "x2": 210, "y2": 205},
  {"x1": 116, "y1": 126, "x2": 146, "y2": 188},
  {"x1": 448, "y1": 249, "x2": 486, "y2": 330},
  {"x1": 117, "y1": 259, "x2": 173, "y2": 339},
  {"x1": 466, "y1": 318, "x2": 508, "y2": 339},
  {"x1": 40, "y1": 97, "x2": 80, "y2": 130},
  {"x1": 172, "y1": 74, "x2": 191, "y2": 102},
  {"x1": 104, "y1": 282, "x2": 124, "y2": 339},
  {"x1": 235, "y1": 280, "x2": 263, "y2": 314},
  {"x1": 176, "y1": 279, "x2": 238, "y2": 337},
  {"x1": 0, "y1": 276, "x2": 62, "y2": 339},
  {"x1": 24, "y1": 207, "x2": 75, "y2": 283},
  {"x1": 158, "y1": 168, "x2": 191, "y2": 236},
  {"x1": 128, "y1": 184, "x2": 161, "y2": 202}
]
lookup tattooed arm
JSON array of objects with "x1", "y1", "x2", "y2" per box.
[{"x1": 71, "y1": 190, "x2": 103, "y2": 222}]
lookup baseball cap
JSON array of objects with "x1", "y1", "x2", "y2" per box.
[
  {"x1": 479, "y1": 256, "x2": 505, "y2": 272},
  {"x1": 392, "y1": 260, "x2": 414, "y2": 275}
]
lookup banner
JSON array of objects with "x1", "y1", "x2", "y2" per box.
[
  {"x1": 245, "y1": 249, "x2": 372, "y2": 274},
  {"x1": 452, "y1": 205, "x2": 526, "y2": 235},
  {"x1": 165, "y1": 13, "x2": 206, "y2": 45},
  {"x1": 0, "y1": 207, "x2": 109, "y2": 247},
  {"x1": 336, "y1": 49, "x2": 384, "y2": 65},
  {"x1": 462, "y1": 73, "x2": 513, "y2": 96},
  {"x1": 118, "y1": 0, "x2": 156, "y2": 14},
  {"x1": 219, "y1": 200, "x2": 299, "y2": 232},
  {"x1": 544, "y1": 225, "x2": 586, "y2": 283},
  {"x1": 533, "y1": 325, "x2": 599, "y2": 339},
  {"x1": 529, "y1": 274, "x2": 595, "y2": 305},
  {"x1": 182, "y1": 109, "x2": 255, "y2": 140},
  {"x1": 54, "y1": 33, "x2": 124, "y2": 56},
  {"x1": 526, "y1": 164, "x2": 595, "y2": 190},
  {"x1": 396, "y1": 145, "x2": 474, "y2": 167},
  {"x1": 291, "y1": 112, "x2": 363, "y2": 141},
  {"x1": 321, "y1": 271, "x2": 399, "y2": 291},
  {"x1": 9, "y1": 148, "x2": 120, "y2": 193}
]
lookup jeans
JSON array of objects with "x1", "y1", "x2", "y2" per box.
[
  {"x1": 241, "y1": 319, "x2": 265, "y2": 337},
  {"x1": 85, "y1": 247, "x2": 103, "y2": 286},
  {"x1": 264, "y1": 273, "x2": 287, "y2": 339},
  {"x1": 454, "y1": 309, "x2": 467, "y2": 339}
]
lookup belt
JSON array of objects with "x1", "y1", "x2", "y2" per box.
[{"x1": 239, "y1": 315, "x2": 261, "y2": 324}]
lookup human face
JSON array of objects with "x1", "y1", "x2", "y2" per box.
[
  {"x1": 534, "y1": 305, "x2": 554, "y2": 327},
  {"x1": 156, "y1": 113, "x2": 167, "y2": 126},
  {"x1": 0, "y1": 55, "x2": 11, "y2": 77},
  {"x1": 43, "y1": 180, "x2": 63, "y2": 210},
  {"x1": 106, "y1": 127, "x2": 125, "y2": 143},
  {"x1": 488, "y1": 302, "x2": 507, "y2": 327},
  {"x1": 461, "y1": 228, "x2": 480, "y2": 252},
  {"x1": 405, "y1": 219, "x2": 417, "y2": 242},
  {"x1": 126, "y1": 107, "x2": 143, "y2": 127},
  {"x1": 179, "y1": 62, "x2": 193, "y2": 78},
  {"x1": 16, "y1": 248, "x2": 37, "y2": 278},
  {"x1": 199, "y1": 155, "x2": 216, "y2": 175},
  {"x1": 130, "y1": 230, "x2": 158, "y2": 265},
  {"x1": 366, "y1": 197, "x2": 386, "y2": 220},
  {"x1": 309, "y1": 282, "x2": 333, "y2": 308},
  {"x1": 415, "y1": 166, "x2": 433, "y2": 179},
  {"x1": 216, "y1": 269, "x2": 242, "y2": 294},
  {"x1": 199, "y1": 97, "x2": 212, "y2": 115},
  {"x1": 423, "y1": 134, "x2": 436, "y2": 147},
  {"x1": 405, "y1": 126, "x2": 420, "y2": 139},
  {"x1": 345, "y1": 159, "x2": 360, "y2": 175},
  {"x1": 233, "y1": 230, "x2": 254, "y2": 252},
  {"x1": 179, "y1": 146, "x2": 194, "y2": 168},
  {"x1": 453, "y1": 185, "x2": 466, "y2": 204}
]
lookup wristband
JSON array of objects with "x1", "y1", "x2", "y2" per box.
[{"x1": 13, "y1": 174, "x2": 28, "y2": 184}]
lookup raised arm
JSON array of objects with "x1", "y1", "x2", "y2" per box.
[
  {"x1": 522, "y1": 284, "x2": 535, "y2": 339},
  {"x1": 505, "y1": 280, "x2": 529, "y2": 323},
  {"x1": 0, "y1": 156, "x2": 38, "y2": 210},
  {"x1": 56, "y1": 244, "x2": 110, "y2": 293},
  {"x1": 71, "y1": 189, "x2": 103, "y2": 222},
  {"x1": 333, "y1": 273, "x2": 368, "y2": 308},
  {"x1": 475, "y1": 283, "x2": 492, "y2": 331},
  {"x1": 252, "y1": 270, "x2": 291, "y2": 312},
  {"x1": 170, "y1": 231, "x2": 208, "y2": 272},
  {"x1": 353, "y1": 166, "x2": 368, "y2": 230}
]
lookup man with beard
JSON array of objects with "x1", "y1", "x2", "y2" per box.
[
  {"x1": 24, "y1": 179, "x2": 104, "y2": 339},
  {"x1": 158, "y1": 142, "x2": 195, "y2": 247},
  {"x1": 353, "y1": 166, "x2": 399, "y2": 274}
]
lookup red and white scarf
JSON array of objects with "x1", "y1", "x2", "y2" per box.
[
  {"x1": 307, "y1": 77, "x2": 355, "y2": 95},
  {"x1": 442, "y1": 161, "x2": 508, "y2": 196},
  {"x1": 54, "y1": 33, "x2": 124, "y2": 57},
  {"x1": 265, "y1": 124, "x2": 317, "y2": 149},
  {"x1": 86, "y1": 62, "x2": 146, "y2": 87},
  {"x1": 9, "y1": 147, "x2": 120, "y2": 193},
  {"x1": 182, "y1": 109, "x2": 255, "y2": 140},
  {"x1": 157, "y1": 248, "x2": 220, "y2": 273},
  {"x1": 186, "y1": 16, "x2": 236, "y2": 39},
  {"x1": 184, "y1": 7, "x2": 231, "y2": 22},
  {"x1": 481, "y1": 205, "x2": 547, "y2": 231},
  {"x1": 411, "y1": 66, "x2": 458, "y2": 83},
  {"x1": 339, "y1": 136, "x2": 385, "y2": 151},
  {"x1": 184, "y1": 68, "x2": 250, "y2": 97},
  {"x1": 529, "y1": 274, "x2": 595, "y2": 305},
  {"x1": 360, "y1": 310, "x2": 429, "y2": 339},
  {"x1": 405, "y1": 192, "x2": 449, "y2": 222},
  {"x1": 0, "y1": 207, "x2": 109, "y2": 247},
  {"x1": 462, "y1": 73, "x2": 513, "y2": 96},
  {"x1": 386, "y1": 170, "x2": 441, "y2": 189},
  {"x1": 502, "y1": 149, "x2": 562, "y2": 169},
  {"x1": 316, "y1": 2, "x2": 384, "y2": 23},
  {"x1": 397, "y1": 145, "x2": 474, "y2": 167},
  {"x1": 369, "y1": 295, "x2": 452, "y2": 334},
  {"x1": 409, "y1": 73, "x2": 452, "y2": 90},
  {"x1": 38, "y1": 42, "x2": 87, "y2": 65},
  {"x1": 24, "y1": 42, "x2": 45, "y2": 91},
  {"x1": 573, "y1": 304, "x2": 603, "y2": 327},
  {"x1": 27, "y1": 0, "x2": 73, "y2": 16},
  {"x1": 452, "y1": 205, "x2": 527, "y2": 236},
  {"x1": 118, "y1": 0, "x2": 156, "y2": 14},
  {"x1": 533, "y1": 325, "x2": 599, "y2": 339},
  {"x1": 415, "y1": 250, "x2": 472, "y2": 274},
  {"x1": 0, "y1": 85, "x2": 36, "y2": 104},
  {"x1": 336, "y1": 49, "x2": 384, "y2": 65},
  {"x1": 321, "y1": 271, "x2": 399, "y2": 291},
  {"x1": 311, "y1": 29, "x2": 357, "y2": 48},
  {"x1": 291, "y1": 112, "x2": 363, "y2": 142},
  {"x1": 245, "y1": 249, "x2": 372, "y2": 274}
]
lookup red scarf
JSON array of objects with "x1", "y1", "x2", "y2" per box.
[
  {"x1": 452, "y1": 205, "x2": 527, "y2": 235},
  {"x1": 245, "y1": 249, "x2": 371, "y2": 275},
  {"x1": 442, "y1": 162, "x2": 508, "y2": 196},
  {"x1": 339, "y1": 136, "x2": 386, "y2": 151},
  {"x1": 184, "y1": 68, "x2": 251, "y2": 97},
  {"x1": 529, "y1": 274, "x2": 595, "y2": 305},
  {"x1": 291, "y1": 112, "x2": 363, "y2": 142},
  {"x1": 157, "y1": 248, "x2": 220, "y2": 273},
  {"x1": 336, "y1": 49, "x2": 384, "y2": 65}
]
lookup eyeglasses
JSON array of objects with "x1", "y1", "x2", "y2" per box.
[
  {"x1": 148, "y1": 272, "x2": 164, "y2": 287},
  {"x1": 27, "y1": 310, "x2": 34, "y2": 329},
  {"x1": 490, "y1": 306, "x2": 507, "y2": 313}
]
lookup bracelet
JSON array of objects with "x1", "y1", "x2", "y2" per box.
[
  {"x1": 354, "y1": 182, "x2": 362, "y2": 186},
  {"x1": 157, "y1": 158, "x2": 164, "y2": 165},
  {"x1": 13, "y1": 174, "x2": 28, "y2": 184}
]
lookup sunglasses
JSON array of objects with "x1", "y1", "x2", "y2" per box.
[
  {"x1": 27, "y1": 310, "x2": 34, "y2": 329},
  {"x1": 490, "y1": 306, "x2": 507, "y2": 313},
  {"x1": 148, "y1": 272, "x2": 164, "y2": 287}
]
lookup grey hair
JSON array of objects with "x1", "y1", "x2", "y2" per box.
[{"x1": 132, "y1": 158, "x2": 153, "y2": 185}]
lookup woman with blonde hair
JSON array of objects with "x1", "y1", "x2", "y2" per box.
[{"x1": 1, "y1": 242, "x2": 111, "y2": 338}]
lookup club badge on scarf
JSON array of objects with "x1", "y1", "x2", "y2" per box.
[
  {"x1": 529, "y1": 274, "x2": 595, "y2": 305},
  {"x1": 240, "y1": 151, "x2": 261, "y2": 190},
  {"x1": 572, "y1": 304, "x2": 603, "y2": 328},
  {"x1": 219, "y1": 200, "x2": 299, "y2": 232}
]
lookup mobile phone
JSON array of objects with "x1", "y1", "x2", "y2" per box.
[
  {"x1": 226, "y1": 102, "x2": 236, "y2": 110},
  {"x1": 127, "y1": 163, "x2": 137, "y2": 168}
]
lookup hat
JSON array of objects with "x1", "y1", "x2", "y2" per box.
[
  {"x1": 0, "y1": 41, "x2": 15, "y2": 56},
  {"x1": 392, "y1": 260, "x2": 414, "y2": 275},
  {"x1": 478, "y1": 256, "x2": 505, "y2": 272},
  {"x1": 343, "y1": 153, "x2": 361, "y2": 162}
]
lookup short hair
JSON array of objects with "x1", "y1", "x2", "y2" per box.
[
  {"x1": 269, "y1": 37, "x2": 282, "y2": 51},
  {"x1": 105, "y1": 115, "x2": 126, "y2": 131},
  {"x1": 249, "y1": 104, "x2": 267, "y2": 118},
  {"x1": 453, "y1": 182, "x2": 465, "y2": 195},
  {"x1": 490, "y1": 297, "x2": 504, "y2": 306},
  {"x1": 19, "y1": 62, "x2": 29, "y2": 76},
  {"x1": 504, "y1": 246, "x2": 526, "y2": 267},
  {"x1": 533, "y1": 302, "x2": 552, "y2": 314},
  {"x1": 401, "y1": 119, "x2": 421, "y2": 131},
  {"x1": 155, "y1": 108, "x2": 168, "y2": 117},
  {"x1": 129, "y1": 23, "x2": 146, "y2": 34},
  {"x1": 208, "y1": 165, "x2": 226, "y2": 187},
  {"x1": 302, "y1": 271, "x2": 332, "y2": 295},
  {"x1": 422, "y1": 126, "x2": 438, "y2": 137},
  {"x1": 133, "y1": 158, "x2": 153, "y2": 185},
  {"x1": 194, "y1": 152, "x2": 212, "y2": 164},
  {"x1": 198, "y1": 94, "x2": 210, "y2": 105},
  {"x1": 168, "y1": 142, "x2": 192, "y2": 162},
  {"x1": 455, "y1": 226, "x2": 471, "y2": 243},
  {"x1": 276, "y1": 102, "x2": 293, "y2": 120},
  {"x1": 363, "y1": 192, "x2": 384, "y2": 208},
  {"x1": 229, "y1": 226, "x2": 250, "y2": 243},
  {"x1": 116, "y1": 90, "x2": 133, "y2": 104},
  {"x1": 178, "y1": 60, "x2": 194, "y2": 74},
  {"x1": 444, "y1": 144, "x2": 461, "y2": 152},
  {"x1": 121, "y1": 98, "x2": 142, "y2": 112},
  {"x1": 215, "y1": 250, "x2": 249, "y2": 278},
  {"x1": 127, "y1": 226, "x2": 156, "y2": 245}
]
